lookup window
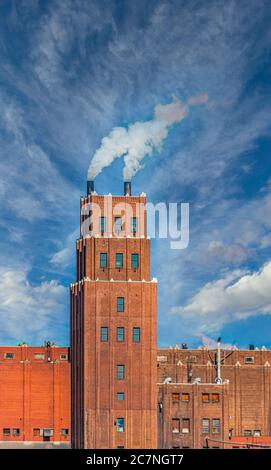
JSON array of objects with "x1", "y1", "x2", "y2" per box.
[
  {"x1": 244, "y1": 356, "x2": 254, "y2": 364},
  {"x1": 114, "y1": 217, "x2": 122, "y2": 234},
  {"x1": 131, "y1": 253, "x2": 139, "y2": 269},
  {"x1": 172, "y1": 446, "x2": 180, "y2": 449},
  {"x1": 132, "y1": 327, "x2": 141, "y2": 343},
  {"x1": 117, "y1": 392, "x2": 125, "y2": 401},
  {"x1": 33, "y1": 428, "x2": 40, "y2": 437},
  {"x1": 117, "y1": 327, "x2": 125, "y2": 342},
  {"x1": 4, "y1": 353, "x2": 14, "y2": 359},
  {"x1": 131, "y1": 217, "x2": 138, "y2": 233},
  {"x1": 172, "y1": 418, "x2": 180, "y2": 433},
  {"x1": 212, "y1": 419, "x2": 221, "y2": 434},
  {"x1": 182, "y1": 393, "x2": 190, "y2": 402},
  {"x1": 202, "y1": 419, "x2": 210, "y2": 433},
  {"x1": 101, "y1": 327, "x2": 109, "y2": 342},
  {"x1": 244, "y1": 430, "x2": 252, "y2": 436},
  {"x1": 116, "y1": 418, "x2": 124, "y2": 432},
  {"x1": 117, "y1": 446, "x2": 125, "y2": 449},
  {"x1": 117, "y1": 365, "x2": 125, "y2": 380},
  {"x1": 99, "y1": 216, "x2": 106, "y2": 233},
  {"x1": 34, "y1": 353, "x2": 45, "y2": 360},
  {"x1": 182, "y1": 418, "x2": 190, "y2": 434},
  {"x1": 116, "y1": 253, "x2": 123, "y2": 269},
  {"x1": 117, "y1": 297, "x2": 124, "y2": 312},
  {"x1": 61, "y1": 429, "x2": 69, "y2": 436},
  {"x1": 60, "y1": 354, "x2": 68, "y2": 360},
  {"x1": 202, "y1": 393, "x2": 210, "y2": 403},
  {"x1": 254, "y1": 430, "x2": 261, "y2": 437},
  {"x1": 100, "y1": 253, "x2": 108, "y2": 268},
  {"x1": 3, "y1": 428, "x2": 10, "y2": 436},
  {"x1": 12, "y1": 428, "x2": 20, "y2": 436},
  {"x1": 212, "y1": 393, "x2": 220, "y2": 403},
  {"x1": 172, "y1": 393, "x2": 180, "y2": 402}
]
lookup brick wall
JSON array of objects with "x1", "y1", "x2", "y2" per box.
[{"x1": 0, "y1": 345, "x2": 70, "y2": 444}]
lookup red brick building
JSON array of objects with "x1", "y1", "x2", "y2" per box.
[
  {"x1": 0, "y1": 344, "x2": 70, "y2": 447},
  {"x1": 1, "y1": 344, "x2": 271, "y2": 448},
  {"x1": 70, "y1": 182, "x2": 157, "y2": 448},
  {"x1": 157, "y1": 346, "x2": 271, "y2": 448},
  {"x1": 1, "y1": 184, "x2": 271, "y2": 449}
]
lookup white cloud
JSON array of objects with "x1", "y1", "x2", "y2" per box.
[
  {"x1": 50, "y1": 228, "x2": 78, "y2": 269},
  {"x1": 171, "y1": 261, "x2": 271, "y2": 334},
  {"x1": 0, "y1": 265, "x2": 68, "y2": 345}
]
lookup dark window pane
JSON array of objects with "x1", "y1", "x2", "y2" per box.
[
  {"x1": 116, "y1": 418, "x2": 124, "y2": 432},
  {"x1": 133, "y1": 327, "x2": 140, "y2": 343},
  {"x1": 131, "y1": 253, "x2": 139, "y2": 269},
  {"x1": 131, "y1": 217, "x2": 138, "y2": 232},
  {"x1": 100, "y1": 253, "x2": 108, "y2": 268},
  {"x1": 117, "y1": 327, "x2": 125, "y2": 342},
  {"x1": 99, "y1": 216, "x2": 106, "y2": 232},
  {"x1": 114, "y1": 217, "x2": 122, "y2": 234},
  {"x1": 117, "y1": 297, "x2": 124, "y2": 312},
  {"x1": 116, "y1": 253, "x2": 123, "y2": 268},
  {"x1": 117, "y1": 365, "x2": 125, "y2": 379},
  {"x1": 117, "y1": 392, "x2": 125, "y2": 401},
  {"x1": 4, "y1": 353, "x2": 14, "y2": 359},
  {"x1": 100, "y1": 327, "x2": 108, "y2": 342}
]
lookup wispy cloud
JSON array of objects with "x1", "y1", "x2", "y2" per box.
[
  {"x1": 171, "y1": 261, "x2": 271, "y2": 334},
  {"x1": 0, "y1": 264, "x2": 68, "y2": 345}
]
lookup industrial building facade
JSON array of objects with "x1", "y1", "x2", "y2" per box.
[
  {"x1": 1, "y1": 344, "x2": 271, "y2": 448},
  {"x1": 70, "y1": 182, "x2": 157, "y2": 448},
  {"x1": 0, "y1": 344, "x2": 70, "y2": 447},
  {"x1": 1, "y1": 184, "x2": 271, "y2": 449}
]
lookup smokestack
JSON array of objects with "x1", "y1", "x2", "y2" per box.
[
  {"x1": 124, "y1": 181, "x2": 131, "y2": 196},
  {"x1": 87, "y1": 180, "x2": 94, "y2": 195}
]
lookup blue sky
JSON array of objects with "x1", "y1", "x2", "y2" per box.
[{"x1": 0, "y1": 0, "x2": 271, "y2": 348}]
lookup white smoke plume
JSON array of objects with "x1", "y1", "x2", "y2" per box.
[{"x1": 88, "y1": 93, "x2": 208, "y2": 181}]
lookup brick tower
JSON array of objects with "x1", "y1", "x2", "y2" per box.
[{"x1": 70, "y1": 181, "x2": 157, "y2": 449}]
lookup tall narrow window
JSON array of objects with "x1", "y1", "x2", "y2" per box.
[
  {"x1": 172, "y1": 419, "x2": 180, "y2": 433},
  {"x1": 100, "y1": 253, "x2": 108, "y2": 268},
  {"x1": 117, "y1": 364, "x2": 125, "y2": 379},
  {"x1": 131, "y1": 253, "x2": 139, "y2": 269},
  {"x1": 3, "y1": 428, "x2": 10, "y2": 436},
  {"x1": 12, "y1": 428, "x2": 20, "y2": 436},
  {"x1": 117, "y1": 327, "x2": 125, "y2": 342},
  {"x1": 100, "y1": 327, "x2": 109, "y2": 342},
  {"x1": 212, "y1": 419, "x2": 221, "y2": 434},
  {"x1": 117, "y1": 297, "x2": 124, "y2": 312},
  {"x1": 114, "y1": 217, "x2": 122, "y2": 234},
  {"x1": 132, "y1": 327, "x2": 141, "y2": 343},
  {"x1": 99, "y1": 216, "x2": 106, "y2": 233},
  {"x1": 182, "y1": 418, "x2": 190, "y2": 434},
  {"x1": 202, "y1": 419, "x2": 210, "y2": 433},
  {"x1": 116, "y1": 418, "x2": 124, "y2": 432},
  {"x1": 116, "y1": 253, "x2": 123, "y2": 269},
  {"x1": 131, "y1": 217, "x2": 138, "y2": 233}
]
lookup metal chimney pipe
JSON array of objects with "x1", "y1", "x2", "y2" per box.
[
  {"x1": 124, "y1": 181, "x2": 131, "y2": 196},
  {"x1": 87, "y1": 180, "x2": 94, "y2": 195}
]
